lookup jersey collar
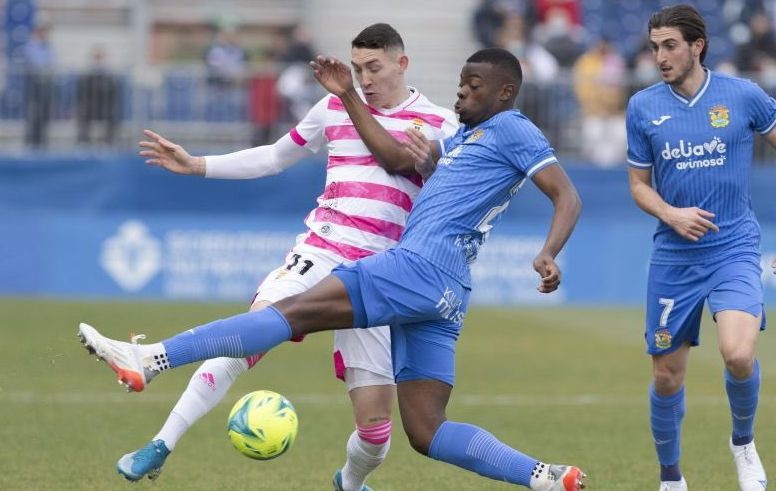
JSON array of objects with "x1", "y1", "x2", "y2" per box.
[
  {"x1": 358, "y1": 86, "x2": 420, "y2": 115},
  {"x1": 667, "y1": 68, "x2": 711, "y2": 107}
]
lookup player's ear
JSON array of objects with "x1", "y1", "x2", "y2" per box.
[
  {"x1": 499, "y1": 83, "x2": 515, "y2": 102},
  {"x1": 692, "y1": 38, "x2": 705, "y2": 58},
  {"x1": 398, "y1": 54, "x2": 409, "y2": 73}
]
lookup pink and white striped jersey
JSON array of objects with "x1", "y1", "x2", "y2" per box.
[{"x1": 288, "y1": 88, "x2": 458, "y2": 261}]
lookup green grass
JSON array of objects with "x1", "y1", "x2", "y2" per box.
[{"x1": 0, "y1": 299, "x2": 773, "y2": 490}]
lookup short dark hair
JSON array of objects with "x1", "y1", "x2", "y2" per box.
[
  {"x1": 351, "y1": 23, "x2": 404, "y2": 51},
  {"x1": 648, "y1": 4, "x2": 708, "y2": 63},
  {"x1": 466, "y1": 48, "x2": 523, "y2": 88}
]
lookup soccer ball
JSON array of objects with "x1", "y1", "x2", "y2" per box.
[{"x1": 227, "y1": 390, "x2": 298, "y2": 460}]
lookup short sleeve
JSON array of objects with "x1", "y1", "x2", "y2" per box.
[
  {"x1": 626, "y1": 97, "x2": 653, "y2": 168},
  {"x1": 745, "y1": 80, "x2": 776, "y2": 134},
  {"x1": 498, "y1": 114, "x2": 557, "y2": 177}
]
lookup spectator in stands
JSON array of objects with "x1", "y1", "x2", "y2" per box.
[
  {"x1": 76, "y1": 46, "x2": 119, "y2": 146},
  {"x1": 204, "y1": 26, "x2": 248, "y2": 122},
  {"x1": 734, "y1": 10, "x2": 776, "y2": 80},
  {"x1": 534, "y1": 6, "x2": 586, "y2": 68},
  {"x1": 276, "y1": 25, "x2": 323, "y2": 125},
  {"x1": 498, "y1": 12, "x2": 561, "y2": 144},
  {"x1": 499, "y1": 13, "x2": 559, "y2": 83},
  {"x1": 536, "y1": 0, "x2": 582, "y2": 26},
  {"x1": 629, "y1": 39, "x2": 662, "y2": 94},
  {"x1": 573, "y1": 36, "x2": 627, "y2": 167},
  {"x1": 204, "y1": 27, "x2": 247, "y2": 88},
  {"x1": 472, "y1": 0, "x2": 505, "y2": 48},
  {"x1": 22, "y1": 24, "x2": 55, "y2": 149}
]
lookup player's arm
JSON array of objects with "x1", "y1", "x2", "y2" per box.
[
  {"x1": 628, "y1": 166, "x2": 719, "y2": 241},
  {"x1": 530, "y1": 164, "x2": 582, "y2": 293},
  {"x1": 764, "y1": 126, "x2": 776, "y2": 150},
  {"x1": 139, "y1": 129, "x2": 310, "y2": 179},
  {"x1": 310, "y1": 56, "x2": 419, "y2": 174}
]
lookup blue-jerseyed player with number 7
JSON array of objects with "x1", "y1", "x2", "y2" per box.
[
  {"x1": 626, "y1": 5, "x2": 776, "y2": 491},
  {"x1": 78, "y1": 48, "x2": 586, "y2": 490}
]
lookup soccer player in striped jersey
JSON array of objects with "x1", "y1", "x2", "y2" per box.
[
  {"x1": 80, "y1": 47, "x2": 586, "y2": 490},
  {"x1": 116, "y1": 24, "x2": 457, "y2": 490},
  {"x1": 626, "y1": 5, "x2": 775, "y2": 490}
]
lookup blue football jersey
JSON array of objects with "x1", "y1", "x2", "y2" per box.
[
  {"x1": 399, "y1": 109, "x2": 557, "y2": 286},
  {"x1": 626, "y1": 69, "x2": 776, "y2": 265}
]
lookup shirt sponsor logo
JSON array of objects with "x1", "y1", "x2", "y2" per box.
[
  {"x1": 661, "y1": 137, "x2": 727, "y2": 170},
  {"x1": 709, "y1": 104, "x2": 730, "y2": 128}
]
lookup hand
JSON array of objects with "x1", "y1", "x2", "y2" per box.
[
  {"x1": 533, "y1": 252, "x2": 561, "y2": 294},
  {"x1": 309, "y1": 56, "x2": 355, "y2": 97},
  {"x1": 139, "y1": 129, "x2": 205, "y2": 176},
  {"x1": 664, "y1": 206, "x2": 719, "y2": 241},
  {"x1": 772, "y1": 257, "x2": 776, "y2": 274},
  {"x1": 404, "y1": 128, "x2": 436, "y2": 179}
]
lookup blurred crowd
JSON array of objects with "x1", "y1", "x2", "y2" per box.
[
  {"x1": 5, "y1": 14, "x2": 323, "y2": 151},
  {"x1": 6, "y1": 0, "x2": 776, "y2": 165},
  {"x1": 472, "y1": 0, "x2": 776, "y2": 166}
]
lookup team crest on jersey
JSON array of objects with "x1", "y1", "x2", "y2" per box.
[
  {"x1": 709, "y1": 105, "x2": 730, "y2": 128},
  {"x1": 654, "y1": 328, "x2": 672, "y2": 350},
  {"x1": 412, "y1": 118, "x2": 424, "y2": 131},
  {"x1": 465, "y1": 129, "x2": 485, "y2": 143}
]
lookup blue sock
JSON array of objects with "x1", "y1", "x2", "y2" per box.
[
  {"x1": 162, "y1": 306, "x2": 292, "y2": 368},
  {"x1": 428, "y1": 420, "x2": 538, "y2": 485},
  {"x1": 650, "y1": 384, "x2": 685, "y2": 479},
  {"x1": 725, "y1": 359, "x2": 760, "y2": 446}
]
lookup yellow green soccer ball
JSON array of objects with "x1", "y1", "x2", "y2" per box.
[{"x1": 227, "y1": 390, "x2": 298, "y2": 460}]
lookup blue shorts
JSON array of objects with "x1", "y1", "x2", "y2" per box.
[
  {"x1": 645, "y1": 253, "x2": 766, "y2": 355},
  {"x1": 331, "y1": 248, "x2": 470, "y2": 386}
]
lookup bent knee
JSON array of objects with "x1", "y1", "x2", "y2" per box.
[
  {"x1": 652, "y1": 369, "x2": 684, "y2": 394},
  {"x1": 722, "y1": 351, "x2": 755, "y2": 378}
]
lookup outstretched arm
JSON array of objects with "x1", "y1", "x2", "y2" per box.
[
  {"x1": 139, "y1": 129, "x2": 206, "y2": 175},
  {"x1": 530, "y1": 164, "x2": 582, "y2": 293},
  {"x1": 139, "y1": 129, "x2": 310, "y2": 180},
  {"x1": 628, "y1": 166, "x2": 719, "y2": 241},
  {"x1": 310, "y1": 56, "x2": 419, "y2": 174}
]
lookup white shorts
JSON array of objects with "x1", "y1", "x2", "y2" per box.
[{"x1": 253, "y1": 240, "x2": 394, "y2": 387}]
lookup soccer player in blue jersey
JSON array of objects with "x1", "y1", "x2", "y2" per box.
[
  {"x1": 626, "y1": 5, "x2": 774, "y2": 491},
  {"x1": 78, "y1": 47, "x2": 585, "y2": 490}
]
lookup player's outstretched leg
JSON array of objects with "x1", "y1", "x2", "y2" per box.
[
  {"x1": 116, "y1": 356, "x2": 252, "y2": 480},
  {"x1": 77, "y1": 323, "x2": 162, "y2": 392},
  {"x1": 399, "y1": 380, "x2": 585, "y2": 490},
  {"x1": 428, "y1": 421, "x2": 585, "y2": 490},
  {"x1": 77, "y1": 306, "x2": 293, "y2": 390}
]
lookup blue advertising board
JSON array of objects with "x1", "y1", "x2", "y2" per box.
[{"x1": 2, "y1": 153, "x2": 775, "y2": 305}]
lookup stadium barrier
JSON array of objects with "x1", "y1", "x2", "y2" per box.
[{"x1": 2, "y1": 153, "x2": 776, "y2": 305}]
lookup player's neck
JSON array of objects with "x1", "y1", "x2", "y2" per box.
[
  {"x1": 671, "y1": 65, "x2": 707, "y2": 100},
  {"x1": 380, "y1": 86, "x2": 411, "y2": 110}
]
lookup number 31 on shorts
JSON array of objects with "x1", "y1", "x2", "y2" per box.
[{"x1": 285, "y1": 253, "x2": 314, "y2": 275}]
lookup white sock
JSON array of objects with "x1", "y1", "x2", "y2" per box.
[
  {"x1": 153, "y1": 357, "x2": 248, "y2": 450},
  {"x1": 137, "y1": 342, "x2": 169, "y2": 380},
  {"x1": 341, "y1": 429, "x2": 390, "y2": 491}
]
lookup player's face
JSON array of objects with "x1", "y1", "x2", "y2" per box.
[
  {"x1": 350, "y1": 47, "x2": 408, "y2": 109},
  {"x1": 455, "y1": 62, "x2": 506, "y2": 127},
  {"x1": 649, "y1": 27, "x2": 703, "y2": 87}
]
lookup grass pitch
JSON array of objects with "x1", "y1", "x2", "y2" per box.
[{"x1": 1, "y1": 298, "x2": 773, "y2": 490}]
